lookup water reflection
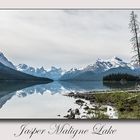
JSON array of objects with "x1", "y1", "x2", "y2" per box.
[
  {"x1": 103, "y1": 81, "x2": 140, "y2": 90},
  {"x1": 1, "y1": 81, "x2": 138, "y2": 99},
  {"x1": 0, "y1": 81, "x2": 140, "y2": 108},
  {"x1": 0, "y1": 81, "x2": 139, "y2": 118},
  {"x1": 0, "y1": 81, "x2": 52, "y2": 109},
  {"x1": 60, "y1": 81, "x2": 108, "y2": 91}
]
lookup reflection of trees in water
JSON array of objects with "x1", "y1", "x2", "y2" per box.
[
  {"x1": 12, "y1": 81, "x2": 140, "y2": 99},
  {"x1": 17, "y1": 81, "x2": 110, "y2": 98},
  {"x1": 60, "y1": 81, "x2": 107, "y2": 91},
  {"x1": 1, "y1": 80, "x2": 140, "y2": 110},
  {"x1": 103, "y1": 81, "x2": 140, "y2": 90}
]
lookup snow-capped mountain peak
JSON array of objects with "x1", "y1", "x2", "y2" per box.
[
  {"x1": 16, "y1": 64, "x2": 28, "y2": 70},
  {"x1": 60, "y1": 57, "x2": 134, "y2": 80},
  {"x1": 16, "y1": 56, "x2": 137, "y2": 81},
  {"x1": 69, "y1": 68, "x2": 78, "y2": 72},
  {"x1": 50, "y1": 66, "x2": 58, "y2": 71},
  {"x1": 16, "y1": 64, "x2": 65, "y2": 80},
  {"x1": 0, "y1": 52, "x2": 16, "y2": 69},
  {"x1": 83, "y1": 56, "x2": 129, "y2": 73},
  {"x1": 111, "y1": 56, "x2": 122, "y2": 61},
  {"x1": 108, "y1": 56, "x2": 128, "y2": 67}
]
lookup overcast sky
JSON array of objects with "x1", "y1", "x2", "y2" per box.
[{"x1": 0, "y1": 10, "x2": 139, "y2": 70}]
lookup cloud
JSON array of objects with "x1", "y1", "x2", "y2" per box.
[{"x1": 0, "y1": 10, "x2": 139, "y2": 70}]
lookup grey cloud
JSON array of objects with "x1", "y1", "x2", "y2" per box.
[{"x1": 0, "y1": 10, "x2": 139, "y2": 70}]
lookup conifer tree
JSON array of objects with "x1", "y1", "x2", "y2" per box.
[{"x1": 129, "y1": 11, "x2": 140, "y2": 66}]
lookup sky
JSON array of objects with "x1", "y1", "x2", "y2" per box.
[{"x1": 0, "y1": 10, "x2": 139, "y2": 70}]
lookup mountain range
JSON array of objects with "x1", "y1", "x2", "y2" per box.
[
  {"x1": 16, "y1": 64, "x2": 65, "y2": 80},
  {"x1": 0, "y1": 51, "x2": 140, "y2": 81},
  {"x1": 0, "y1": 52, "x2": 52, "y2": 82},
  {"x1": 16, "y1": 56, "x2": 140, "y2": 81},
  {"x1": 60, "y1": 57, "x2": 139, "y2": 81}
]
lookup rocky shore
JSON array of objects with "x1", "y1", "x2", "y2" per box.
[{"x1": 63, "y1": 91, "x2": 140, "y2": 119}]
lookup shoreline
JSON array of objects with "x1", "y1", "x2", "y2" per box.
[{"x1": 63, "y1": 90, "x2": 140, "y2": 119}]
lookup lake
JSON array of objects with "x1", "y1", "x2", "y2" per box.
[{"x1": 0, "y1": 81, "x2": 139, "y2": 119}]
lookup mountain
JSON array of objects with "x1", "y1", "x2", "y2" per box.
[
  {"x1": 71, "y1": 66, "x2": 136, "y2": 81},
  {"x1": 17, "y1": 64, "x2": 37, "y2": 75},
  {"x1": 46, "y1": 66, "x2": 65, "y2": 80},
  {"x1": 83, "y1": 57, "x2": 129, "y2": 73},
  {"x1": 0, "y1": 62, "x2": 53, "y2": 81},
  {"x1": 60, "y1": 68, "x2": 82, "y2": 80},
  {"x1": 0, "y1": 52, "x2": 16, "y2": 69},
  {"x1": 17, "y1": 56, "x2": 138, "y2": 81},
  {"x1": 60, "y1": 57, "x2": 138, "y2": 81},
  {"x1": 17, "y1": 64, "x2": 65, "y2": 80}
]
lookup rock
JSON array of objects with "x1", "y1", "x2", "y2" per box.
[
  {"x1": 68, "y1": 92, "x2": 75, "y2": 97},
  {"x1": 81, "y1": 115, "x2": 88, "y2": 119},
  {"x1": 75, "y1": 99, "x2": 85, "y2": 106},
  {"x1": 119, "y1": 107, "x2": 125, "y2": 112},
  {"x1": 90, "y1": 99, "x2": 95, "y2": 104},
  {"x1": 85, "y1": 96, "x2": 90, "y2": 100},
  {"x1": 67, "y1": 108, "x2": 72, "y2": 113},
  {"x1": 84, "y1": 106, "x2": 89, "y2": 110},
  {"x1": 64, "y1": 115, "x2": 69, "y2": 118},
  {"x1": 75, "y1": 108, "x2": 80, "y2": 115},
  {"x1": 66, "y1": 108, "x2": 75, "y2": 119}
]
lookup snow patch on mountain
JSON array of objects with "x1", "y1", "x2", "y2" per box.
[
  {"x1": 16, "y1": 64, "x2": 65, "y2": 80},
  {"x1": 84, "y1": 56, "x2": 130, "y2": 72},
  {"x1": 60, "y1": 57, "x2": 137, "y2": 80},
  {"x1": 0, "y1": 52, "x2": 16, "y2": 69},
  {"x1": 16, "y1": 56, "x2": 140, "y2": 81}
]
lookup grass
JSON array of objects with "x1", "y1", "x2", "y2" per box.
[
  {"x1": 67, "y1": 91, "x2": 140, "y2": 119},
  {"x1": 90, "y1": 91, "x2": 140, "y2": 119}
]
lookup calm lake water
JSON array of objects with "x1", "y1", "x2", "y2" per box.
[{"x1": 0, "y1": 81, "x2": 139, "y2": 119}]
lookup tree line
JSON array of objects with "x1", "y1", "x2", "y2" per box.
[{"x1": 103, "y1": 73, "x2": 139, "y2": 82}]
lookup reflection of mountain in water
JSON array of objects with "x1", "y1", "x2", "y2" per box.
[
  {"x1": 0, "y1": 81, "x2": 52, "y2": 108},
  {"x1": 17, "y1": 82, "x2": 63, "y2": 97},
  {"x1": 0, "y1": 81, "x2": 140, "y2": 109},
  {"x1": 16, "y1": 81, "x2": 111, "y2": 98},
  {"x1": 16, "y1": 81, "x2": 140, "y2": 99}
]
